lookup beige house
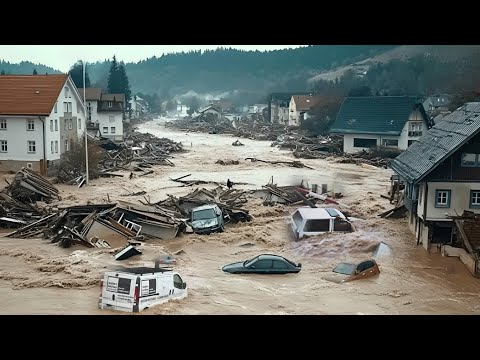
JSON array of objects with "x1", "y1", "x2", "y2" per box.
[{"x1": 391, "y1": 102, "x2": 480, "y2": 276}]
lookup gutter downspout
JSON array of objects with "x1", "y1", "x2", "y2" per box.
[
  {"x1": 38, "y1": 115, "x2": 46, "y2": 176},
  {"x1": 418, "y1": 182, "x2": 428, "y2": 246}
]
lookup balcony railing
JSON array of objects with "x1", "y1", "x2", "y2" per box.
[{"x1": 408, "y1": 131, "x2": 422, "y2": 137}]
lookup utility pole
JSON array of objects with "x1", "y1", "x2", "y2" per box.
[{"x1": 83, "y1": 61, "x2": 89, "y2": 185}]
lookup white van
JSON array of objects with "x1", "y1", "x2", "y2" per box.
[
  {"x1": 98, "y1": 267, "x2": 188, "y2": 313},
  {"x1": 289, "y1": 207, "x2": 353, "y2": 240}
]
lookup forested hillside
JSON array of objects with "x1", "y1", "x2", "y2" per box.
[{"x1": 0, "y1": 61, "x2": 60, "y2": 75}]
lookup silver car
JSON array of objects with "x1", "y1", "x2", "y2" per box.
[{"x1": 189, "y1": 204, "x2": 225, "y2": 234}]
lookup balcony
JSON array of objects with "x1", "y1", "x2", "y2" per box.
[
  {"x1": 408, "y1": 131, "x2": 422, "y2": 137},
  {"x1": 86, "y1": 122, "x2": 99, "y2": 130}
]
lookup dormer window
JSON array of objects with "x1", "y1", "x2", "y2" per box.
[{"x1": 108, "y1": 101, "x2": 113, "y2": 108}]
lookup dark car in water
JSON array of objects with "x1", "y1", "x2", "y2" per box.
[{"x1": 222, "y1": 254, "x2": 302, "y2": 274}]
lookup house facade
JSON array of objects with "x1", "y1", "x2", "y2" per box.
[
  {"x1": 129, "y1": 95, "x2": 149, "y2": 119},
  {"x1": 330, "y1": 96, "x2": 431, "y2": 154},
  {"x1": 288, "y1": 95, "x2": 323, "y2": 127},
  {"x1": 0, "y1": 74, "x2": 85, "y2": 175},
  {"x1": 422, "y1": 94, "x2": 451, "y2": 115},
  {"x1": 390, "y1": 102, "x2": 480, "y2": 274},
  {"x1": 79, "y1": 88, "x2": 124, "y2": 141}
]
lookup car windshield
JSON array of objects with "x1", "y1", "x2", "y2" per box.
[
  {"x1": 333, "y1": 262, "x2": 356, "y2": 275},
  {"x1": 244, "y1": 256, "x2": 260, "y2": 267},
  {"x1": 192, "y1": 209, "x2": 216, "y2": 221}
]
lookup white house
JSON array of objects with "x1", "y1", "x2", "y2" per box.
[
  {"x1": 129, "y1": 95, "x2": 149, "y2": 119},
  {"x1": 391, "y1": 102, "x2": 480, "y2": 276},
  {"x1": 176, "y1": 103, "x2": 190, "y2": 117},
  {"x1": 0, "y1": 74, "x2": 85, "y2": 175},
  {"x1": 288, "y1": 95, "x2": 323, "y2": 127},
  {"x1": 79, "y1": 88, "x2": 124, "y2": 141},
  {"x1": 248, "y1": 104, "x2": 267, "y2": 114},
  {"x1": 330, "y1": 96, "x2": 431, "y2": 154}
]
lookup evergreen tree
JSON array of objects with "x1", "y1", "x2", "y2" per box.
[
  {"x1": 0, "y1": 70, "x2": 5, "y2": 75},
  {"x1": 117, "y1": 62, "x2": 131, "y2": 103},
  {"x1": 107, "y1": 55, "x2": 121, "y2": 93},
  {"x1": 68, "y1": 61, "x2": 91, "y2": 88},
  {"x1": 33, "y1": 69, "x2": 38, "y2": 75}
]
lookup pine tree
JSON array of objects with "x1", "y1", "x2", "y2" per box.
[
  {"x1": 33, "y1": 69, "x2": 38, "y2": 75},
  {"x1": 117, "y1": 62, "x2": 131, "y2": 103},
  {"x1": 107, "y1": 55, "x2": 121, "y2": 93},
  {"x1": 68, "y1": 61, "x2": 91, "y2": 88}
]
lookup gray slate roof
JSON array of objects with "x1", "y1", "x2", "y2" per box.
[
  {"x1": 390, "y1": 102, "x2": 480, "y2": 183},
  {"x1": 330, "y1": 96, "x2": 424, "y2": 135}
]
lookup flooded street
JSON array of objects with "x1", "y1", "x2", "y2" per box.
[{"x1": 1, "y1": 118, "x2": 480, "y2": 314}]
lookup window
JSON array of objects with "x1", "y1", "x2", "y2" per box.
[
  {"x1": 54, "y1": 103, "x2": 57, "y2": 113},
  {"x1": 64, "y1": 119, "x2": 68, "y2": 130},
  {"x1": 108, "y1": 101, "x2": 112, "y2": 108},
  {"x1": 109, "y1": 115, "x2": 115, "y2": 123},
  {"x1": 50, "y1": 120, "x2": 53, "y2": 132},
  {"x1": 54, "y1": 119, "x2": 58, "y2": 131},
  {"x1": 435, "y1": 189, "x2": 451, "y2": 208},
  {"x1": 64, "y1": 102, "x2": 72, "y2": 113},
  {"x1": 408, "y1": 140, "x2": 416, "y2": 147},
  {"x1": 55, "y1": 141, "x2": 58, "y2": 153},
  {"x1": 353, "y1": 138, "x2": 377, "y2": 148},
  {"x1": 461, "y1": 153, "x2": 480, "y2": 167},
  {"x1": 382, "y1": 139, "x2": 398, "y2": 147},
  {"x1": 173, "y1": 274, "x2": 183, "y2": 289},
  {"x1": 64, "y1": 140, "x2": 69, "y2": 152},
  {"x1": 0, "y1": 140, "x2": 7, "y2": 152},
  {"x1": 78, "y1": 119, "x2": 82, "y2": 129},
  {"x1": 27, "y1": 119, "x2": 35, "y2": 131},
  {"x1": 356, "y1": 260, "x2": 375, "y2": 273},
  {"x1": 28, "y1": 141, "x2": 36, "y2": 153},
  {"x1": 68, "y1": 119, "x2": 73, "y2": 130},
  {"x1": 103, "y1": 127, "x2": 108, "y2": 134},
  {"x1": 304, "y1": 219, "x2": 330, "y2": 232},
  {"x1": 111, "y1": 127, "x2": 116, "y2": 134},
  {"x1": 0, "y1": 119, "x2": 6, "y2": 130},
  {"x1": 333, "y1": 218, "x2": 352, "y2": 231},
  {"x1": 64, "y1": 87, "x2": 70, "y2": 98},
  {"x1": 51, "y1": 141, "x2": 54, "y2": 154},
  {"x1": 408, "y1": 122, "x2": 423, "y2": 136},
  {"x1": 116, "y1": 278, "x2": 131, "y2": 295},
  {"x1": 272, "y1": 260, "x2": 289, "y2": 269},
  {"x1": 251, "y1": 259, "x2": 272, "y2": 269},
  {"x1": 470, "y1": 191, "x2": 480, "y2": 208}
]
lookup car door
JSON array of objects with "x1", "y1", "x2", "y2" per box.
[
  {"x1": 248, "y1": 259, "x2": 273, "y2": 274},
  {"x1": 272, "y1": 260, "x2": 290, "y2": 274},
  {"x1": 353, "y1": 260, "x2": 377, "y2": 280}
]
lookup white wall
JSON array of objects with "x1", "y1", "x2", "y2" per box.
[
  {"x1": 97, "y1": 111, "x2": 123, "y2": 141},
  {"x1": 288, "y1": 97, "x2": 297, "y2": 127},
  {"x1": 0, "y1": 117, "x2": 45, "y2": 161},
  {"x1": 423, "y1": 181, "x2": 480, "y2": 220},
  {"x1": 397, "y1": 110, "x2": 428, "y2": 149}
]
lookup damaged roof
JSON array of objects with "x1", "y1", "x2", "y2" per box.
[
  {"x1": 330, "y1": 96, "x2": 425, "y2": 135},
  {"x1": 291, "y1": 95, "x2": 324, "y2": 111},
  {"x1": 0, "y1": 74, "x2": 68, "y2": 116},
  {"x1": 390, "y1": 102, "x2": 480, "y2": 183}
]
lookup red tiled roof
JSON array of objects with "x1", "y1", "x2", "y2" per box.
[
  {"x1": 0, "y1": 74, "x2": 68, "y2": 116},
  {"x1": 292, "y1": 95, "x2": 325, "y2": 111}
]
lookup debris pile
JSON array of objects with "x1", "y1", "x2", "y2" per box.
[
  {"x1": 216, "y1": 159, "x2": 240, "y2": 166},
  {"x1": 5, "y1": 167, "x2": 60, "y2": 203},
  {"x1": 5, "y1": 201, "x2": 187, "y2": 247}
]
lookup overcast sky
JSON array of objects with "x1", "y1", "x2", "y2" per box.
[{"x1": 0, "y1": 45, "x2": 305, "y2": 72}]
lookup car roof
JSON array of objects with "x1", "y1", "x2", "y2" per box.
[
  {"x1": 192, "y1": 204, "x2": 218, "y2": 211},
  {"x1": 256, "y1": 254, "x2": 290, "y2": 261},
  {"x1": 337, "y1": 259, "x2": 378, "y2": 267},
  {"x1": 294, "y1": 207, "x2": 346, "y2": 220}
]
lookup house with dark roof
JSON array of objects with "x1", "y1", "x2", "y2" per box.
[
  {"x1": 422, "y1": 94, "x2": 451, "y2": 115},
  {"x1": 288, "y1": 95, "x2": 324, "y2": 127},
  {"x1": 0, "y1": 74, "x2": 86, "y2": 175},
  {"x1": 390, "y1": 102, "x2": 480, "y2": 274},
  {"x1": 330, "y1": 96, "x2": 431, "y2": 154},
  {"x1": 79, "y1": 88, "x2": 124, "y2": 141}
]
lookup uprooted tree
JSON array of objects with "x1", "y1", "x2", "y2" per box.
[{"x1": 56, "y1": 139, "x2": 103, "y2": 182}]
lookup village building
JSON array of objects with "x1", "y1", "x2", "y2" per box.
[
  {"x1": 390, "y1": 102, "x2": 480, "y2": 275},
  {"x1": 330, "y1": 96, "x2": 431, "y2": 153},
  {"x1": 79, "y1": 88, "x2": 125, "y2": 142},
  {"x1": 129, "y1": 95, "x2": 149, "y2": 119},
  {"x1": 288, "y1": 95, "x2": 324, "y2": 127},
  {"x1": 0, "y1": 74, "x2": 85, "y2": 175}
]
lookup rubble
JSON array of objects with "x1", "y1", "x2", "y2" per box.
[
  {"x1": 244, "y1": 157, "x2": 315, "y2": 169},
  {"x1": 169, "y1": 174, "x2": 250, "y2": 187},
  {"x1": 216, "y1": 159, "x2": 240, "y2": 166},
  {"x1": 232, "y1": 140, "x2": 244, "y2": 146}
]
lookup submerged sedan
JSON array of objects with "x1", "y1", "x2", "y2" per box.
[
  {"x1": 222, "y1": 254, "x2": 302, "y2": 274},
  {"x1": 323, "y1": 259, "x2": 380, "y2": 283}
]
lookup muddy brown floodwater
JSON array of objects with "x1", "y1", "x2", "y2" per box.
[{"x1": 1, "y1": 117, "x2": 480, "y2": 315}]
